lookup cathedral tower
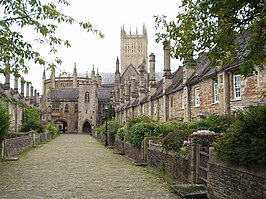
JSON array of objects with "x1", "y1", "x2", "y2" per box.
[{"x1": 120, "y1": 25, "x2": 148, "y2": 73}]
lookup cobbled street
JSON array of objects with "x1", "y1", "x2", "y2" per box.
[{"x1": 0, "y1": 134, "x2": 176, "y2": 199}]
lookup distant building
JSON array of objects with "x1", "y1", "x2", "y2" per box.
[{"x1": 41, "y1": 64, "x2": 111, "y2": 133}]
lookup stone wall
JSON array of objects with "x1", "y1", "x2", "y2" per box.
[
  {"x1": 207, "y1": 148, "x2": 266, "y2": 199},
  {"x1": 115, "y1": 137, "x2": 124, "y2": 154},
  {"x1": 148, "y1": 143, "x2": 193, "y2": 183},
  {"x1": 124, "y1": 142, "x2": 142, "y2": 161},
  {"x1": 5, "y1": 135, "x2": 33, "y2": 158}
]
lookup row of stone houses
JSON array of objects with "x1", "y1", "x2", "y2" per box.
[
  {"x1": 113, "y1": 44, "x2": 266, "y2": 122},
  {"x1": 0, "y1": 71, "x2": 41, "y2": 132}
]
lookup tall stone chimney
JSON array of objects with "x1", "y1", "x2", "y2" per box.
[
  {"x1": 73, "y1": 62, "x2": 77, "y2": 88},
  {"x1": 149, "y1": 53, "x2": 156, "y2": 97},
  {"x1": 51, "y1": 68, "x2": 55, "y2": 88},
  {"x1": 163, "y1": 44, "x2": 172, "y2": 92},
  {"x1": 14, "y1": 77, "x2": 18, "y2": 93},
  {"x1": 4, "y1": 64, "x2": 10, "y2": 91},
  {"x1": 20, "y1": 78, "x2": 25, "y2": 97},
  {"x1": 130, "y1": 76, "x2": 137, "y2": 103}
]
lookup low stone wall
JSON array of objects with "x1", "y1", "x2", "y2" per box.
[
  {"x1": 40, "y1": 132, "x2": 52, "y2": 143},
  {"x1": 115, "y1": 137, "x2": 124, "y2": 153},
  {"x1": 207, "y1": 148, "x2": 266, "y2": 199},
  {"x1": 148, "y1": 143, "x2": 193, "y2": 183},
  {"x1": 0, "y1": 141, "x2": 3, "y2": 161},
  {"x1": 107, "y1": 132, "x2": 116, "y2": 147},
  {"x1": 124, "y1": 142, "x2": 142, "y2": 161},
  {"x1": 5, "y1": 135, "x2": 33, "y2": 158}
]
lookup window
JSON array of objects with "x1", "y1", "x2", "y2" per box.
[
  {"x1": 64, "y1": 104, "x2": 69, "y2": 113},
  {"x1": 75, "y1": 104, "x2": 78, "y2": 113},
  {"x1": 85, "y1": 91, "x2": 89, "y2": 103},
  {"x1": 195, "y1": 88, "x2": 200, "y2": 107},
  {"x1": 52, "y1": 103, "x2": 60, "y2": 112},
  {"x1": 213, "y1": 79, "x2": 219, "y2": 103},
  {"x1": 233, "y1": 74, "x2": 241, "y2": 99},
  {"x1": 181, "y1": 93, "x2": 184, "y2": 109},
  {"x1": 170, "y1": 96, "x2": 174, "y2": 107},
  {"x1": 153, "y1": 101, "x2": 157, "y2": 115}
]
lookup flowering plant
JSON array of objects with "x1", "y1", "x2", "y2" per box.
[
  {"x1": 179, "y1": 139, "x2": 191, "y2": 157},
  {"x1": 192, "y1": 130, "x2": 215, "y2": 135}
]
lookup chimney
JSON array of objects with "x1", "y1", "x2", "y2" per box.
[
  {"x1": 4, "y1": 64, "x2": 10, "y2": 91},
  {"x1": 73, "y1": 62, "x2": 77, "y2": 88},
  {"x1": 20, "y1": 78, "x2": 25, "y2": 97},
  {"x1": 139, "y1": 64, "x2": 146, "y2": 101},
  {"x1": 26, "y1": 83, "x2": 30, "y2": 99},
  {"x1": 183, "y1": 53, "x2": 195, "y2": 84},
  {"x1": 124, "y1": 80, "x2": 130, "y2": 103},
  {"x1": 149, "y1": 53, "x2": 156, "y2": 97},
  {"x1": 115, "y1": 57, "x2": 120, "y2": 85},
  {"x1": 163, "y1": 44, "x2": 172, "y2": 92},
  {"x1": 51, "y1": 68, "x2": 55, "y2": 88},
  {"x1": 130, "y1": 76, "x2": 137, "y2": 104},
  {"x1": 14, "y1": 77, "x2": 18, "y2": 94}
]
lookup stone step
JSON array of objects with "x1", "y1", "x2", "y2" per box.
[{"x1": 171, "y1": 184, "x2": 207, "y2": 199}]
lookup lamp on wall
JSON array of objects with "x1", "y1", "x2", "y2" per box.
[{"x1": 104, "y1": 103, "x2": 109, "y2": 147}]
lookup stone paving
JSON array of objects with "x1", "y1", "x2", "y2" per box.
[{"x1": 0, "y1": 134, "x2": 176, "y2": 199}]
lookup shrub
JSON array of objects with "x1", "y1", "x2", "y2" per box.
[
  {"x1": 117, "y1": 127, "x2": 126, "y2": 140},
  {"x1": 161, "y1": 129, "x2": 191, "y2": 152},
  {"x1": 214, "y1": 105, "x2": 266, "y2": 166},
  {"x1": 153, "y1": 121, "x2": 179, "y2": 137},
  {"x1": 0, "y1": 100, "x2": 11, "y2": 143},
  {"x1": 125, "y1": 122, "x2": 151, "y2": 148},
  {"x1": 95, "y1": 123, "x2": 106, "y2": 134},
  {"x1": 108, "y1": 119, "x2": 123, "y2": 135},
  {"x1": 20, "y1": 107, "x2": 44, "y2": 133},
  {"x1": 126, "y1": 115, "x2": 152, "y2": 130},
  {"x1": 46, "y1": 123, "x2": 59, "y2": 136}
]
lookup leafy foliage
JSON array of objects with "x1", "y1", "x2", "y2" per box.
[
  {"x1": 214, "y1": 105, "x2": 266, "y2": 166},
  {"x1": 0, "y1": 0, "x2": 104, "y2": 77},
  {"x1": 161, "y1": 129, "x2": 191, "y2": 152},
  {"x1": 155, "y1": 0, "x2": 265, "y2": 77},
  {"x1": 20, "y1": 107, "x2": 44, "y2": 133},
  {"x1": 126, "y1": 115, "x2": 152, "y2": 131},
  {"x1": 125, "y1": 122, "x2": 152, "y2": 148},
  {"x1": 153, "y1": 121, "x2": 179, "y2": 137},
  {"x1": 108, "y1": 119, "x2": 123, "y2": 134},
  {"x1": 45, "y1": 122, "x2": 58, "y2": 136},
  {"x1": 0, "y1": 99, "x2": 11, "y2": 142},
  {"x1": 117, "y1": 127, "x2": 126, "y2": 140}
]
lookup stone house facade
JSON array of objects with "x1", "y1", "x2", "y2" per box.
[
  {"x1": 114, "y1": 43, "x2": 266, "y2": 122},
  {"x1": 0, "y1": 69, "x2": 41, "y2": 132}
]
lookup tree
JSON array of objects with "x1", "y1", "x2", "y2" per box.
[
  {"x1": 20, "y1": 107, "x2": 44, "y2": 133},
  {"x1": 0, "y1": 99, "x2": 11, "y2": 142},
  {"x1": 0, "y1": 0, "x2": 104, "y2": 78},
  {"x1": 155, "y1": 0, "x2": 265, "y2": 77}
]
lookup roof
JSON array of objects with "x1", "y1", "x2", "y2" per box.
[
  {"x1": 97, "y1": 88, "x2": 111, "y2": 100},
  {"x1": 50, "y1": 88, "x2": 79, "y2": 99}
]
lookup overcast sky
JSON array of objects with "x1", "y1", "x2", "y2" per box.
[{"x1": 2, "y1": 0, "x2": 182, "y2": 93}]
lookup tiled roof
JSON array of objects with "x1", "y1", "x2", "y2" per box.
[
  {"x1": 50, "y1": 88, "x2": 79, "y2": 99},
  {"x1": 97, "y1": 88, "x2": 111, "y2": 100}
]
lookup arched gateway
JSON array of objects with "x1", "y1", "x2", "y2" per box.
[
  {"x1": 54, "y1": 119, "x2": 68, "y2": 133},
  {"x1": 82, "y1": 121, "x2": 91, "y2": 134}
]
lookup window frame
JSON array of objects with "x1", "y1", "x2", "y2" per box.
[
  {"x1": 233, "y1": 74, "x2": 241, "y2": 100},
  {"x1": 194, "y1": 87, "x2": 200, "y2": 107},
  {"x1": 213, "y1": 79, "x2": 219, "y2": 103}
]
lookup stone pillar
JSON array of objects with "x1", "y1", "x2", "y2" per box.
[
  {"x1": 26, "y1": 83, "x2": 30, "y2": 99},
  {"x1": 163, "y1": 44, "x2": 172, "y2": 93},
  {"x1": 149, "y1": 53, "x2": 157, "y2": 97},
  {"x1": 130, "y1": 76, "x2": 137, "y2": 103},
  {"x1": 4, "y1": 64, "x2": 10, "y2": 90},
  {"x1": 20, "y1": 78, "x2": 25, "y2": 97},
  {"x1": 14, "y1": 77, "x2": 18, "y2": 93}
]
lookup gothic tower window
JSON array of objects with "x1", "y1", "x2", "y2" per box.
[
  {"x1": 85, "y1": 91, "x2": 90, "y2": 103},
  {"x1": 75, "y1": 104, "x2": 78, "y2": 113},
  {"x1": 64, "y1": 104, "x2": 69, "y2": 113}
]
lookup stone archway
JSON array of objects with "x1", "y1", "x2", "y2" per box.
[
  {"x1": 82, "y1": 121, "x2": 91, "y2": 134},
  {"x1": 54, "y1": 119, "x2": 68, "y2": 133}
]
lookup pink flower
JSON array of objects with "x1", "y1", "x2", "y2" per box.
[{"x1": 183, "y1": 140, "x2": 188, "y2": 144}]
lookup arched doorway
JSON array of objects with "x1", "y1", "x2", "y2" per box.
[
  {"x1": 82, "y1": 121, "x2": 91, "y2": 134},
  {"x1": 55, "y1": 120, "x2": 68, "y2": 133}
]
